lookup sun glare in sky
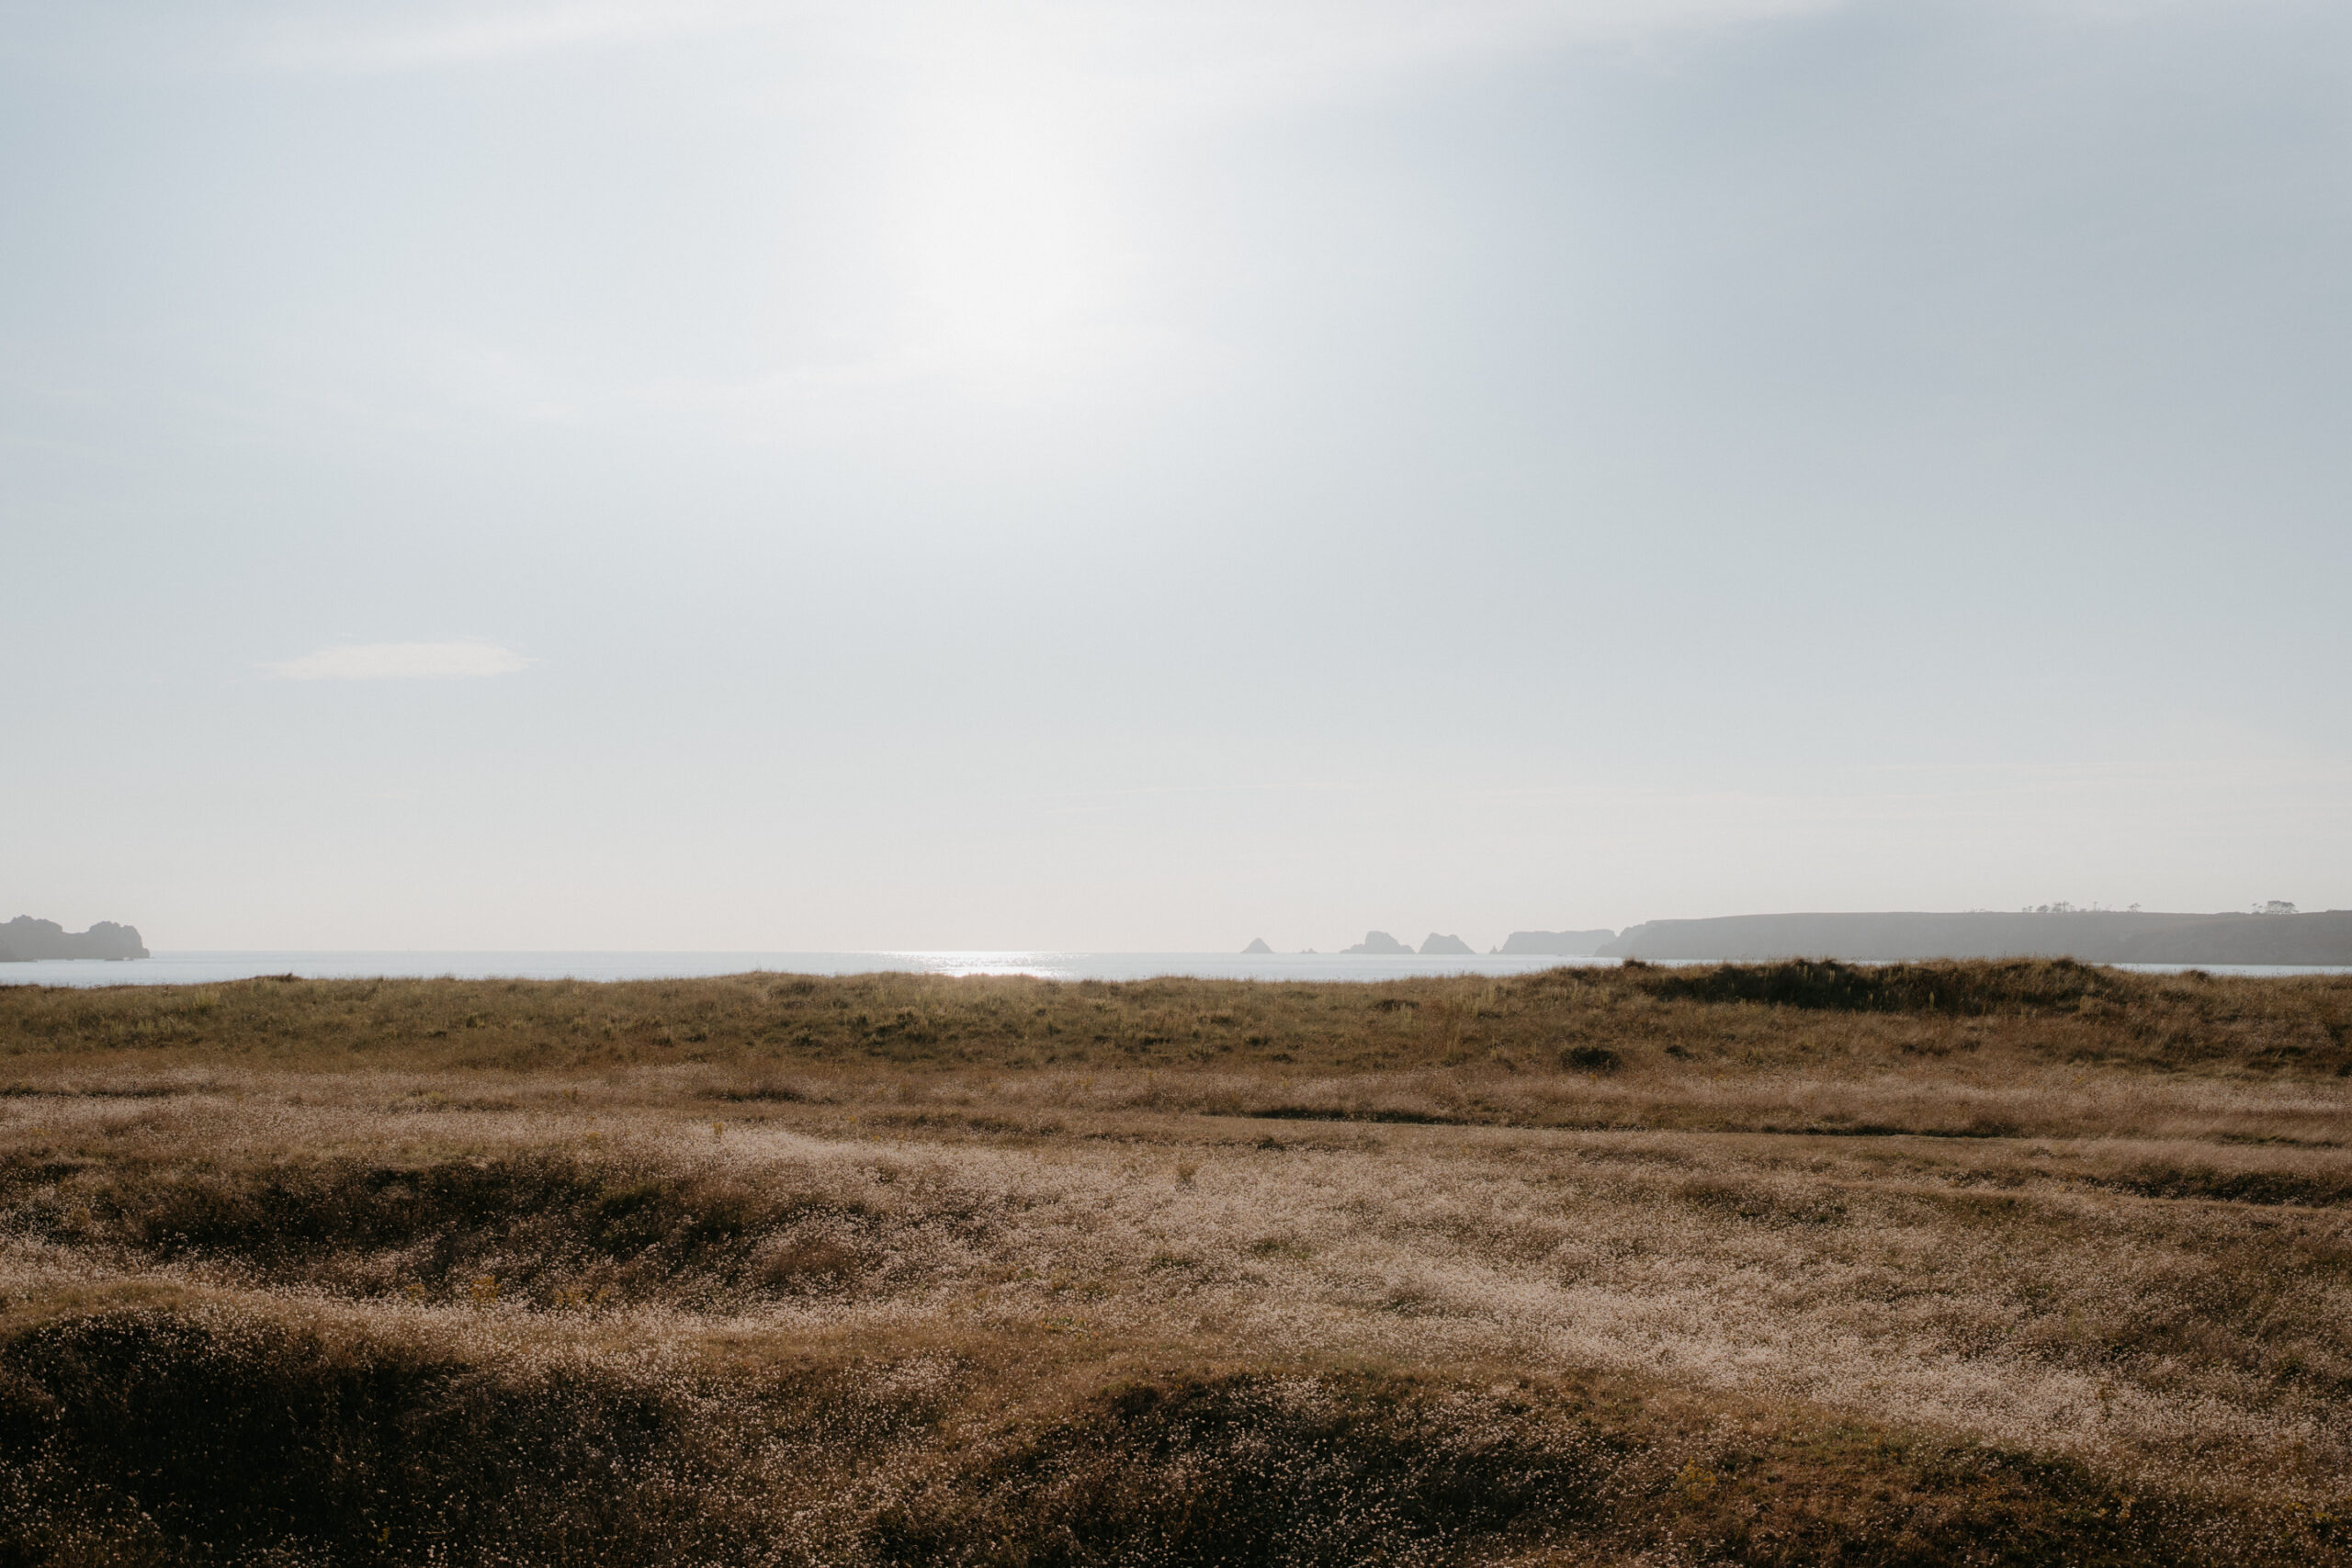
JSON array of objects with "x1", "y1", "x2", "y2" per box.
[
  {"x1": 903, "y1": 116, "x2": 1090, "y2": 360},
  {"x1": 884, "y1": 95, "x2": 1123, "y2": 372}
]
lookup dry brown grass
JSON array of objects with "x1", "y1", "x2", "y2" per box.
[{"x1": 3, "y1": 962, "x2": 2349, "y2": 1564}]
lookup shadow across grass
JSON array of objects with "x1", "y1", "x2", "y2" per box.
[{"x1": 3, "y1": 1306, "x2": 2332, "y2": 1568}]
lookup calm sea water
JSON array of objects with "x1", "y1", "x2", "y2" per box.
[
  {"x1": 0, "y1": 951, "x2": 1609, "y2": 988},
  {"x1": 3, "y1": 952, "x2": 2344, "y2": 988}
]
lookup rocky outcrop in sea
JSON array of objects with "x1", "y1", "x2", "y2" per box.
[{"x1": 0, "y1": 917, "x2": 150, "y2": 962}]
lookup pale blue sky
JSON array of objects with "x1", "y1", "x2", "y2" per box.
[{"x1": 4, "y1": 0, "x2": 2346, "y2": 949}]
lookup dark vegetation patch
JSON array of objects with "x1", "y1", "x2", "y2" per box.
[
  {"x1": 869, "y1": 1371, "x2": 1599, "y2": 1566},
  {"x1": 869, "y1": 1108, "x2": 1064, "y2": 1138},
  {"x1": 1672, "y1": 1177, "x2": 1849, "y2": 1226},
  {"x1": 0, "y1": 1307, "x2": 923, "y2": 1567},
  {"x1": 0, "y1": 1309, "x2": 2327, "y2": 1568},
  {"x1": 1627, "y1": 957, "x2": 2136, "y2": 1016},
  {"x1": 2099, "y1": 1162, "x2": 2352, "y2": 1208},
  {"x1": 704, "y1": 1079, "x2": 812, "y2": 1103},
  {"x1": 0, "y1": 1083, "x2": 182, "y2": 1099},
  {"x1": 1648, "y1": 1423, "x2": 2334, "y2": 1568},
  {"x1": 1244, "y1": 1106, "x2": 1463, "y2": 1126},
  {"x1": 0, "y1": 1152, "x2": 925, "y2": 1304},
  {"x1": 1769, "y1": 1118, "x2": 2025, "y2": 1140}
]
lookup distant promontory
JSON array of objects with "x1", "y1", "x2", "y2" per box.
[
  {"x1": 0, "y1": 917, "x2": 150, "y2": 962},
  {"x1": 1600, "y1": 910, "x2": 2352, "y2": 965}
]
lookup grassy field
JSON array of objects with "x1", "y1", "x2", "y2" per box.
[{"x1": 2, "y1": 959, "x2": 2348, "y2": 1565}]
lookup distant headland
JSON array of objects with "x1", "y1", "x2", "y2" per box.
[
  {"x1": 1239, "y1": 911, "x2": 2349, "y2": 966},
  {"x1": 0, "y1": 917, "x2": 149, "y2": 962},
  {"x1": 1600, "y1": 909, "x2": 2352, "y2": 965}
]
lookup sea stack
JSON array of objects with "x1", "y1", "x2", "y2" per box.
[
  {"x1": 1341, "y1": 931, "x2": 1413, "y2": 954},
  {"x1": 0, "y1": 917, "x2": 150, "y2": 962}
]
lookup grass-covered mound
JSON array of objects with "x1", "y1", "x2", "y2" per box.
[{"x1": 4, "y1": 1305, "x2": 2322, "y2": 1568}]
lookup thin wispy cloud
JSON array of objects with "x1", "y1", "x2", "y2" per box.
[{"x1": 266, "y1": 640, "x2": 536, "y2": 681}]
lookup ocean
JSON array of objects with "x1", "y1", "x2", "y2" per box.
[
  {"x1": 4, "y1": 952, "x2": 2343, "y2": 988},
  {"x1": 0, "y1": 951, "x2": 1611, "y2": 987}
]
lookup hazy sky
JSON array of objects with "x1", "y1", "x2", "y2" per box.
[{"x1": 5, "y1": 0, "x2": 2347, "y2": 951}]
